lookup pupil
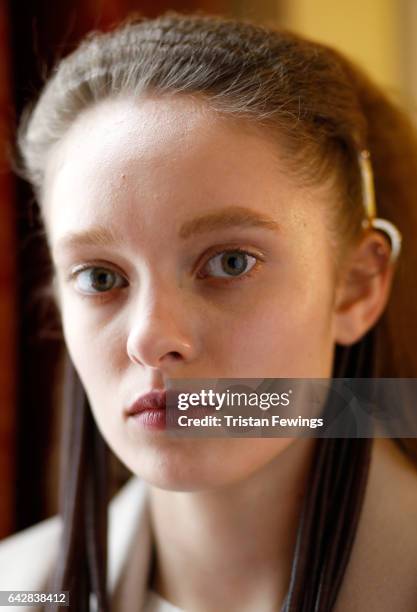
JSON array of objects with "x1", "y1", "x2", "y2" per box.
[
  {"x1": 221, "y1": 252, "x2": 247, "y2": 276},
  {"x1": 91, "y1": 269, "x2": 113, "y2": 291}
]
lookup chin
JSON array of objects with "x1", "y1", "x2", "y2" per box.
[
  {"x1": 132, "y1": 461, "x2": 230, "y2": 492},
  {"x1": 116, "y1": 437, "x2": 218, "y2": 491}
]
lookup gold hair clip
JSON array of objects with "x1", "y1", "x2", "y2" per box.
[{"x1": 359, "y1": 150, "x2": 402, "y2": 262}]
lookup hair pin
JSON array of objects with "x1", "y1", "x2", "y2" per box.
[{"x1": 359, "y1": 150, "x2": 402, "y2": 262}]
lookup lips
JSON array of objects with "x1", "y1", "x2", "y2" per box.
[
  {"x1": 125, "y1": 388, "x2": 220, "y2": 419},
  {"x1": 125, "y1": 390, "x2": 166, "y2": 417}
]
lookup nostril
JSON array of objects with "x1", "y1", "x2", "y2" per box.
[{"x1": 170, "y1": 351, "x2": 182, "y2": 360}]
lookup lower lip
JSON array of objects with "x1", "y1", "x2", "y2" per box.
[
  {"x1": 127, "y1": 406, "x2": 214, "y2": 432},
  {"x1": 128, "y1": 408, "x2": 166, "y2": 431}
]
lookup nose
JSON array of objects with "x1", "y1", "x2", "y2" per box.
[{"x1": 126, "y1": 289, "x2": 198, "y2": 370}]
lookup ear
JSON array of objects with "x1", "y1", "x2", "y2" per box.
[{"x1": 332, "y1": 230, "x2": 396, "y2": 346}]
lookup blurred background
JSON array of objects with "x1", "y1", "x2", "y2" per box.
[{"x1": 0, "y1": 0, "x2": 416, "y2": 538}]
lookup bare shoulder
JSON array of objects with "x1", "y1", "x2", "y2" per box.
[
  {"x1": 335, "y1": 439, "x2": 417, "y2": 612},
  {"x1": 0, "y1": 515, "x2": 61, "y2": 592}
]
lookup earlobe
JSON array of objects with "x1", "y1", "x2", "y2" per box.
[{"x1": 332, "y1": 232, "x2": 395, "y2": 346}]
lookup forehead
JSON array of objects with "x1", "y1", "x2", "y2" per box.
[{"x1": 42, "y1": 94, "x2": 327, "y2": 251}]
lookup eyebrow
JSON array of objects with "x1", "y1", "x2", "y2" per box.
[
  {"x1": 178, "y1": 206, "x2": 280, "y2": 239},
  {"x1": 53, "y1": 206, "x2": 280, "y2": 255}
]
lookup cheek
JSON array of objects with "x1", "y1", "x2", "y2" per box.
[
  {"x1": 60, "y1": 306, "x2": 130, "y2": 456},
  {"x1": 207, "y1": 285, "x2": 334, "y2": 377},
  {"x1": 60, "y1": 300, "x2": 124, "y2": 392}
]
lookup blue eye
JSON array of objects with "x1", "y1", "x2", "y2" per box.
[
  {"x1": 203, "y1": 250, "x2": 258, "y2": 278},
  {"x1": 73, "y1": 267, "x2": 127, "y2": 294}
]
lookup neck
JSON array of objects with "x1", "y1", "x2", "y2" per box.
[{"x1": 148, "y1": 438, "x2": 317, "y2": 612}]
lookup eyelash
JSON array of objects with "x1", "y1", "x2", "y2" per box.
[{"x1": 68, "y1": 247, "x2": 264, "y2": 299}]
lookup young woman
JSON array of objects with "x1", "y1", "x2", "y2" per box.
[{"x1": 1, "y1": 11, "x2": 417, "y2": 612}]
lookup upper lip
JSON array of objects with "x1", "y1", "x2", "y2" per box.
[{"x1": 125, "y1": 390, "x2": 166, "y2": 416}]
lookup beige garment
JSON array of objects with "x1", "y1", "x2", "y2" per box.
[{"x1": 0, "y1": 477, "x2": 182, "y2": 612}]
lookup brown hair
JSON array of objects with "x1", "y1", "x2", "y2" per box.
[{"x1": 16, "y1": 12, "x2": 417, "y2": 611}]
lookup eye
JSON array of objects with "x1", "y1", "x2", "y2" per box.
[
  {"x1": 200, "y1": 249, "x2": 258, "y2": 279},
  {"x1": 72, "y1": 266, "x2": 127, "y2": 294}
]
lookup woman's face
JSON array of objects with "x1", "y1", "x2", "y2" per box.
[{"x1": 43, "y1": 95, "x2": 339, "y2": 491}]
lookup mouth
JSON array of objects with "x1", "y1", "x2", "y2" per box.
[
  {"x1": 125, "y1": 388, "x2": 227, "y2": 434},
  {"x1": 125, "y1": 389, "x2": 167, "y2": 417}
]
